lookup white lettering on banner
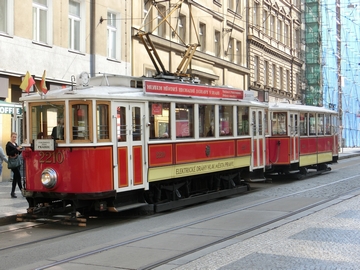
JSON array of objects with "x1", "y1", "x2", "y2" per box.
[{"x1": 0, "y1": 106, "x2": 22, "y2": 115}]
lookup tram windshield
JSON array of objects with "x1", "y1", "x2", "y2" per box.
[{"x1": 29, "y1": 102, "x2": 65, "y2": 141}]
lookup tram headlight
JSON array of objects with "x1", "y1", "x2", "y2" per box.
[{"x1": 41, "y1": 168, "x2": 57, "y2": 189}]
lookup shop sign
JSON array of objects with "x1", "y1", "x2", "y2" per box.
[{"x1": 0, "y1": 106, "x2": 22, "y2": 115}]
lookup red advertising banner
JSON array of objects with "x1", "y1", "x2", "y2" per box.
[{"x1": 144, "y1": 80, "x2": 244, "y2": 99}]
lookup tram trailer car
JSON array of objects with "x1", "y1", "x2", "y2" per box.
[
  {"x1": 266, "y1": 102, "x2": 339, "y2": 179},
  {"x1": 20, "y1": 74, "x2": 268, "y2": 216}
]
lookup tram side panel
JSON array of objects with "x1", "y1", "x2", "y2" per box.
[
  {"x1": 267, "y1": 137, "x2": 291, "y2": 165},
  {"x1": 148, "y1": 138, "x2": 252, "y2": 182}
]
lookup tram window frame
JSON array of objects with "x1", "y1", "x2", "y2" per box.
[
  {"x1": 317, "y1": 114, "x2": 324, "y2": 135},
  {"x1": 237, "y1": 106, "x2": 249, "y2": 136},
  {"x1": 96, "y1": 101, "x2": 111, "y2": 142},
  {"x1": 29, "y1": 102, "x2": 66, "y2": 141},
  {"x1": 219, "y1": 105, "x2": 233, "y2": 136},
  {"x1": 300, "y1": 113, "x2": 307, "y2": 136},
  {"x1": 175, "y1": 103, "x2": 194, "y2": 138},
  {"x1": 271, "y1": 112, "x2": 287, "y2": 135},
  {"x1": 116, "y1": 106, "x2": 127, "y2": 142},
  {"x1": 199, "y1": 104, "x2": 215, "y2": 138},
  {"x1": 324, "y1": 114, "x2": 331, "y2": 135},
  {"x1": 309, "y1": 113, "x2": 316, "y2": 135},
  {"x1": 69, "y1": 100, "x2": 93, "y2": 142},
  {"x1": 148, "y1": 102, "x2": 171, "y2": 139}
]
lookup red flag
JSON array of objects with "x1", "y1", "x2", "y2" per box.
[
  {"x1": 20, "y1": 71, "x2": 35, "y2": 93},
  {"x1": 40, "y1": 70, "x2": 48, "y2": 94}
]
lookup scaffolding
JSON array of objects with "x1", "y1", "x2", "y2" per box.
[
  {"x1": 305, "y1": 0, "x2": 323, "y2": 106},
  {"x1": 321, "y1": 1, "x2": 360, "y2": 147}
]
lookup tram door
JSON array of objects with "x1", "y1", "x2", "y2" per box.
[
  {"x1": 289, "y1": 113, "x2": 299, "y2": 162},
  {"x1": 114, "y1": 103, "x2": 146, "y2": 191},
  {"x1": 250, "y1": 108, "x2": 265, "y2": 169}
]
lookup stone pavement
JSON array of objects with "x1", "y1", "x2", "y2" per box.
[{"x1": 171, "y1": 192, "x2": 360, "y2": 270}]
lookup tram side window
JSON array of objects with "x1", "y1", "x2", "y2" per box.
[
  {"x1": 317, "y1": 114, "x2": 324, "y2": 135},
  {"x1": 199, "y1": 105, "x2": 214, "y2": 138},
  {"x1": 300, "y1": 113, "x2": 307, "y2": 135},
  {"x1": 149, "y1": 102, "x2": 170, "y2": 139},
  {"x1": 325, "y1": 114, "x2": 331, "y2": 135},
  {"x1": 237, "y1": 106, "x2": 249, "y2": 135},
  {"x1": 132, "y1": 106, "x2": 142, "y2": 141},
  {"x1": 71, "y1": 102, "x2": 91, "y2": 141},
  {"x1": 117, "y1": 106, "x2": 127, "y2": 142},
  {"x1": 30, "y1": 103, "x2": 65, "y2": 141},
  {"x1": 219, "y1": 105, "x2": 233, "y2": 136},
  {"x1": 96, "y1": 103, "x2": 110, "y2": 141},
  {"x1": 264, "y1": 109, "x2": 269, "y2": 135},
  {"x1": 175, "y1": 103, "x2": 194, "y2": 138},
  {"x1": 309, "y1": 113, "x2": 316, "y2": 135},
  {"x1": 271, "y1": 112, "x2": 287, "y2": 135},
  {"x1": 332, "y1": 115, "x2": 338, "y2": 134}
]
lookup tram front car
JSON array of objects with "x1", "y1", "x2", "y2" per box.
[{"x1": 20, "y1": 85, "x2": 118, "y2": 216}]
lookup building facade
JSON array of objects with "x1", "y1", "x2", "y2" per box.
[
  {"x1": 247, "y1": 0, "x2": 303, "y2": 103},
  {"x1": 0, "y1": 0, "x2": 131, "y2": 180}
]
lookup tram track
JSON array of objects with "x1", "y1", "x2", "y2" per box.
[{"x1": 27, "y1": 168, "x2": 360, "y2": 270}]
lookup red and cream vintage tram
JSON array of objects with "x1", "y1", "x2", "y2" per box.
[
  {"x1": 20, "y1": 74, "x2": 267, "y2": 216},
  {"x1": 266, "y1": 102, "x2": 339, "y2": 178}
]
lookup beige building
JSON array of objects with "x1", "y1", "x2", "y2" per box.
[
  {"x1": 247, "y1": 0, "x2": 303, "y2": 102},
  {"x1": 0, "y1": 0, "x2": 131, "y2": 181},
  {"x1": 132, "y1": 0, "x2": 250, "y2": 89}
]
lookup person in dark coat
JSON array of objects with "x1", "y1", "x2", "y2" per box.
[
  {"x1": 6, "y1": 132, "x2": 23, "y2": 198},
  {"x1": 51, "y1": 118, "x2": 64, "y2": 140}
]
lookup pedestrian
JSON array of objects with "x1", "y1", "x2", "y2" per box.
[
  {"x1": 0, "y1": 145, "x2": 8, "y2": 177},
  {"x1": 6, "y1": 132, "x2": 23, "y2": 198}
]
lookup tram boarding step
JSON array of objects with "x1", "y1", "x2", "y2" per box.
[{"x1": 108, "y1": 202, "x2": 148, "y2": 212}]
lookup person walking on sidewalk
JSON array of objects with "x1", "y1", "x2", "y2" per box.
[
  {"x1": 0, "y1": 145, "x2": 8, "y2": 177},
  {"x1": 6, "y1": 132, "x2": 23, "y2": 198}
]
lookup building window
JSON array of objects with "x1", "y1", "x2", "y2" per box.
[
  {"x1": 270, "y1": 15, "x2": 275, "y2": 38},
  {"x1": 33, "y1": 0, "x2": 49, "y2": 44},
  {"x1": 295, "y1": 29, "x2": 300, "y2": 49},
  {"x1": 272, "y1": 64, "x2": 276, "y2": 88},
  {"x1": 157, "y1": 4, "x2": 166, "y2": 38},
  {"x1": 107, "y1": 12, "x2": 119, "y2": 60},
  {"x1": 254, "y1": 56, "x2": 259, "y2": 82},
  {"x1": 228, "y1": 38, "x2": 234, "y2": 62},
  {"x1": 264, "y1": 61, "x2": 268, "y2": 86},
  {"x1": 286, "y1": 70, "x2": 290, "y2": 91},
  {"x1": 215, "y1": 30, "x2": 221, "y2": 57},
  {"x1": 178, "y1": 14, "x2": 186, "y2": 43},
  {"x1": 284, "y1": 24, "x2": 289, "y2": 46},
  {"x1": 69, "y1": 0, "x2": 82, "y2": 51},
  {"x1": 263, "y1": 10, "x2": 268, "y2": 35},
  {"x1": 279, "y1": 67, "x2": 283, "y2": 90},
  {"x1": 277, "y1": 19, "x2": 282, "y2": 42},
  {"x1": 143, "y1": 0, "x2": 152, "y2": 33},
  {"x1": 0, "y1": 0, "x2": 13, "y2": 34},
  {"x1": 236, "y1": 40, "x2": 241, "y2": 64},
  {"x1": 228, "y1": 0, "x2": 241, "y2": 13},
  {"x1": 199, "y1": 22, "x2": 206, "y2": 52},
  {"x1": 253, "y1": 3, "x2": 259, "y2": 27}
]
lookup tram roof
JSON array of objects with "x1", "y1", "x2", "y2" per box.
[
  {"x1": 20, "y1": 74, "x2": 266, "y2": 107},
  {"x1": 268, "y1": 102, "x2": 338, "y2": 115}
]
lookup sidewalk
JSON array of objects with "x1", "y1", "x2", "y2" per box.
[{"x1": 0, "y1": 148, "x2": 359, "y2": 225}]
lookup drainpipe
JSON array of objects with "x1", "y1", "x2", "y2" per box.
[{"x1": 90, "y1": 0, "x2": 96, "y2": 77}]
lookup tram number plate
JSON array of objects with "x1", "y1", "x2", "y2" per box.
[{"x1": 39, "y1": 151, "x2": 65, "y2": 164}]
